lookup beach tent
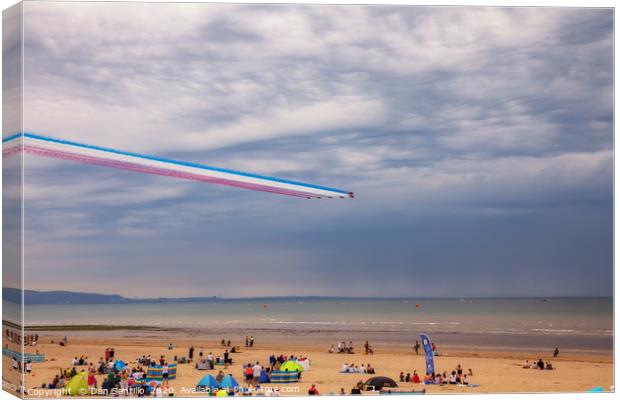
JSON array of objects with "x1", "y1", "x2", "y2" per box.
[
  {"x1": 196, "y1": 374, "x2": 220, "y2": 391},
  {"x1": 219, "y1": 375, "x2": 240, "y2": 389},
  {"x1": 363, "y1": 376, "x2": 398, "y2": 390},
  {"x1": 270, "y1": 370, "x2": 299, "y2": 384},
  {"x1": 280, "y1": 360, "x2": 304, "y2": 372},
  {"x1": 114, "y1": 360, "x2": 126, "y2": 371},
  {"x1": 64, "y1": 372, "x2": 89, "y2": 396},
  {"x1": 296, "y1": 359, "x2": 311, "y2": 371},
  {"x1": 258, "y1": 370, "x2": 270, "y2": 383}
]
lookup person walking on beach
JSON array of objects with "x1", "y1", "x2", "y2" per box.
[
  {"x1": 553, "y1": 347, "x2": 559, "y2": 358},
  {"x1": 189, "y1": 346, "x2": 194, "y2": 361},
  {"x1": 414, "y1": 340, "x2": 420, "y2": 355},
  {"x1": 245, "y1": 336, "x2": 249, "y2": 347}
]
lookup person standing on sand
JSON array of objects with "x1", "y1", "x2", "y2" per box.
[
  {"x1": 252, "y1": 362, "x2": 262, "y2": 384},
  {"x1": 414, "y1": 341, "x2": 420, "y2": 355},
  {"x1": 553, "y1": 347, "x2": 559, "y2": 358},
  {"x1": 189, "y1": 346, "x2": 194, "y2": 361},
  {"x1": 245, "y1": 336, "x2": 249, "y2": 347}
]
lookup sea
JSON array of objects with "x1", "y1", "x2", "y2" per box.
[{"x1": 10, "y1": 297, "x2": 614, "y2": 353}]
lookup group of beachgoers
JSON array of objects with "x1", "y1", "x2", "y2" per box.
[
  {"x1": 41, "y1": 349, "x2": 175, "y2": 396},
  {"x1": 400, "y1": 364, "x2": 473, "y2": 386},
  {"x1": 6, "y1": 330, "x2": 38, "y2": 346},
  {"x1": 523, "y1": 358, "x2": 554, "y2": 370},
  {"x1": 12, "y1": 357, "x2": 34, "y2": 373},
  {"x1": 329, "y1": 341, "x2": 355, "y2": 354},
  {"x1": 192, "y1": 346, "x2": 234, "y2": 369},
  {"x1": 245, "y1": 336, "x2": 256, "y2": 347},
  {"x1": 328, "y1": 340, "x2": 374, "y2": 355},
  {"x1": 340, "y1": 363, "x2": 376, "y2": 374}
]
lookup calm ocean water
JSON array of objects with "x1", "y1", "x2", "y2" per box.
[{"x1": 12, "y1": 297, "x2": 613, "y2": 351}]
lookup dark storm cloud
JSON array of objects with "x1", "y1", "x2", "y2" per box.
[{"x1": 18, "y1": 3, "x2": 613, "y2": 297}]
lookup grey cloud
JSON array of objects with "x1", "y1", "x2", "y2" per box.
[{"x1": 16, "y1": 3, "x2": 613, "y2": 297}]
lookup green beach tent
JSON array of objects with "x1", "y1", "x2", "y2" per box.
[
  {"x1": 64, "y1": 372, "x2": 90, "y2": 396},
  {"x1": 280, "y1": 360, "x2": 304, "y2": 372}
]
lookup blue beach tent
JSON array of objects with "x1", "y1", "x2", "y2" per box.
[
  {"x1": 197, "y1": 374, "x2": 220, "y2": 391},
  {"x1": 219, "y1": 375, "x2": 240, "y2": 389},
  {"x1": 259, "y1": 370, "x2": 270, "y2": 383}
]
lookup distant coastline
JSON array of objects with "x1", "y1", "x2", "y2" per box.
[{"x1": 2, "y1": 287, "x2": 612, "y2": 305}]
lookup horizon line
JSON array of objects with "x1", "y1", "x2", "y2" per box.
[{"x1": 4, "y1": 287, "x2": 613, "y2": 301}]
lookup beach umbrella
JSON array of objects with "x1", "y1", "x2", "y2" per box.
[
  {"x1": 280, "y1": 360, "x2": 304, "y2": 372},
  {"x1": 196, "y1": 374, "x2": 220, "y2": 390},
  {"x1": 64, "y1": 372, "x2": 89, "y2": 396},
  {"x1": 219, "y1": 375, "x2": 240, "y2": 389},
  {"x1": 114, "y1": 360, "x2": 126, "y2": 371},
  {"x1": 364, "y1": 376, "x2": 398, "y2": 390}
]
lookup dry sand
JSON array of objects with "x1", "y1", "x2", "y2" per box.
[{"x1": 2, "y1": 331, "x2": 613, "y2": 397}]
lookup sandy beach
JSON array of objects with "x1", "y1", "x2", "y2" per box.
[{"x1": 3, "y1": 328, "x2": 613, "y2": 397}]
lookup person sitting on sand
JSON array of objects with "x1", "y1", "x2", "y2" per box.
[
  {"x1": 308, "y1": 384, "x2": 319, "y2": 395},
  {"x1": 216, "y1": 370, "x2": 225, "y2": 383},
  {"x1": 468, "y1": 368, "x2": 473, "y2": 376},
  {"x1": 523, "y1": 360, "x2": 531, "y2": 369},
  {"x1": 537, "y1": 359, "x2": 545, "y2": 370},
  {"x1": 399, "y1": 372, "x2": 405, "y2": 382},
  {"x1": 463, "y1": 374, "x2": 469, "y2": 385},
  {"x1": 339, "y1": 388, "x2": 346, "y2": 395},
  {"x1": 341, "y1": 363, "x2": 349, "y2": 373},
  {"x1": 329, "y1": 345, "x2": 336, "y2": 354},
  {"x1": 423, "y1": 374, "x2": 431, "y2": 385},
  {"x1": 546, "y1": 361, "x2": 553, "y2": 370},
  {"x1": 449, "y1": 372, "x2": 457, "y2": 385},
  {"x1": 412, "y1": 371, "x2": 420, "y2": 384},
  {"x1": 367, "y1": 364, "x2": 375, "y2": 374}
]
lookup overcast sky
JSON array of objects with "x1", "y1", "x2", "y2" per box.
[{"x1": 15, "y1": 3, "x2": 613, "y2": 297}]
